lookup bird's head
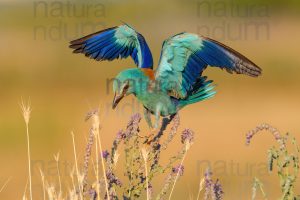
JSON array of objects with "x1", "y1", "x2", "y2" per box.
[{"x1": 112, "y1": 68, "x2": 147, "y2": 109}]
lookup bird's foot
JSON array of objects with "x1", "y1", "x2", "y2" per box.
[
  {"x1": 144, "y1": 128, "x2": 157, "y2": 145},
  {"x1": 137, "y1": 133, "x2": 147, "y2": 138},
  {"x1": 137, "y1": 127, "x2": 155, "y2": 138}
]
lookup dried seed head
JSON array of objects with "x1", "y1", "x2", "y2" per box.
[
  {"x1": 181, "y1": 129, "x2": 194, "y2": 144},
  {"x1": 78, "y1": 172, "x2": 84, "y2": 186},
  {"x1": 212, "y1": 179, "x2": 224, "y2": 200},
  {"x1": 46, "y1": 184, "x2": 56, "y2": 200},
  {"x1": 106, "y1": 171, "x2": 122, "y2": 187},
  {"x1": 116, "y1": 130, "x2": 125, "y2": 140},
  {"x1": 113, "y1": 151, "x2": 120, "y2": 166},
  {"x1": 199, "y1": 177, "x2": 205, "y2": 191},
  {"x1": 53, "y1": 152, "x2": 60, "y2": 162},
  {"x1": 141, "y1": 148, "x2": 149, "y2": 161},
  {"x1": 20, "y1": 99, "x2": 31, "y2": 125},
  {"x1": 85, "y1": 109, "x2": 98, "y2": 121}
]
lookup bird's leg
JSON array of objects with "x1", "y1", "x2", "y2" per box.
[
  {"x1": 143, "y1": 107, "x2": 153, "y2": 129},
  {"x1": 138, "y1": 108, "x2": 154, "y2": 139},
  {"x1": 153, "y1": 103, "x2": 162, "y2": 130},
  {"x1": 146, "y1": 104, "x2": 164, "y2": 144},
  {"x1": 142, "y1": 105, "x2": 162, "y2": 144}
]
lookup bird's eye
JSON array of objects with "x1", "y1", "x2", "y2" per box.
[
  {"x1": 122, "y1": 82, "x2": 129, "y2": 92},
  {"x1": 124, "y1": 84, "x2": 129, "y2": 89}
]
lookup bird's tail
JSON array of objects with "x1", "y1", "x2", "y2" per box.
[{"x1": 178, "y1": 76, "x2": 216, "y2": 108}]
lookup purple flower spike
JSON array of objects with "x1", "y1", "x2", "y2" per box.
[
  {"x1": 245, "y1": 123, "x2": 286, "y2": 150},
  {"x1": 116, "y1": 130, "x2": 125, "y2": 140},
  {"x1": 106, "y1": 171, "x2": 122, "y2": 187},
  {"x1": 204, "y1": 169, "x2": 224, "y2": 200},
  {"x1": 181, "y1": 129, "x2": 194, "y2": 144},
  {"x1": 123, "y1": 113, "x2": 141, "y2": 138},
  {"x1": 88, "y1": 188, "x2": 97, "y2": 200},
  {"x1": 101, "y1": 150, "x2": 110, "y2": 159},
  {"x1": 172, "y1": 164, "x2": 184, "y2": 176},
  {"x1": 212, "y1": 179, "x2": 224, "y2": 200}
]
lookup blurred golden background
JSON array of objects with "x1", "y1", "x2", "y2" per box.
[{"x1": 0, "y1": 0, "x2": 300, "y2": 199}]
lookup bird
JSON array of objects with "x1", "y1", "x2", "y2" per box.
[{"x1": 69, "y1": 23, "x2": 262, "y2": 129}]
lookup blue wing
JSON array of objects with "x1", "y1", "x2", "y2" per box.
[
  {"x1": 69, "y1": 24, "x2": 153, "y2": 69},
  {"x1": 155, "y1": 32, "x2": 262, "y2": 99}
]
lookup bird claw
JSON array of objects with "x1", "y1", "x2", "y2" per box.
[
  {"x1": 144, "y1": 126, "x2": 160, "y2": 144},
  {"x1": 150, "y1": 127, "x2": 157, "y2": 132}
]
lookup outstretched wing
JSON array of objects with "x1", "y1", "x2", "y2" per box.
[
  {"x1": 69, "y1": 24, "x2": 153, "y2": 69},
  {"x1": 155, "y1": 32, "x2": 262, "y2": 98}
]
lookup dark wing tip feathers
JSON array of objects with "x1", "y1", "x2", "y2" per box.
[
  {"x1": 203, "y1": 36, "x2": 262, "y2": 77},
  {"x1": 69, "y1": 26, "x2": 117, "y2": 45},
  {"x1": 69, "y1": 26, "x2": 117, "y2": 54},
  {"x1": 234, "y1": 60, "x2": 262, "y2": 77}
]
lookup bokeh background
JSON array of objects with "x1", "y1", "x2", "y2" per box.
[{"x1": 1, "y1": 0, "x2": 300, "y2": 199}]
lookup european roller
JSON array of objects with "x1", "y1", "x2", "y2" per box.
[{"x1": 69, "y1": 24, "x2": 262, "y2": 129}]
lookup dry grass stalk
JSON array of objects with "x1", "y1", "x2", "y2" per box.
[
  {"x1": 71, "y1": 132, "x2": 83, "y2": 200},
  {"x1": 20, "y1": 99, "x2": 33, "y2": 200},
  {"x1": 97, "y1": 128, "x2": 110, "y2": 200},
  {"x1": 141, "y1": 148, "x2": 150, "y2": 200},
  {"x1": 70, "y1": 167, "x2": 77, "y2": 198},
  {"x1": 251, "y1": 177, "x2": 267, "y2": 200},
  {"x1": 0, "y1": 177, "x2": 11, "y2": 193},
  {"x1": 39, "y1": 168, "x2": 46, "y2": 200},
  {"x1": 168, "y1": 142, "x2": 191, "y2": 200},
  {"x1": 196, "y1": 177, "x2": 205, "y2": 200},
  {"x1": 54, "y1": 152, "x2": 62, "y2": 198},
  {"x1": 91, "y1": 111, "x2": 110, "y2": 200},
  {"x1": 95, "y1": 129, "x2": 100, "y2": 200},
  {"x1": 23, "y1": 179, "x2": 28, "y2": 200},
  {"x1": 46, "y1": 183, "x2": 57, "y2": 200}
]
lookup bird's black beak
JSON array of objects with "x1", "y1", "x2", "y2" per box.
[
  {"x1": 112, "y1": 92, "x2": 124, "y2": 109},
  {"x1": 112, "y1": 81, "x2": 129, "y2": 109}
]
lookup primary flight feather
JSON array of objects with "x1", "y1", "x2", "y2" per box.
[{"x1": 69, "y1": 24, "x2": 262, "y2": 128}]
